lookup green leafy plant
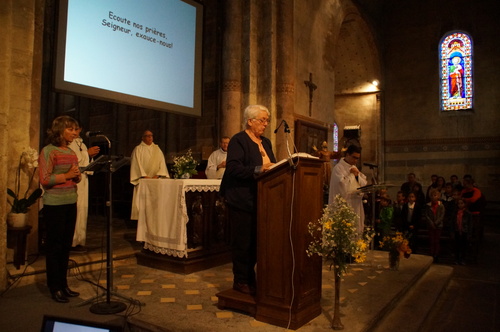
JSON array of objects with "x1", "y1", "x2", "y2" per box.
[
  {"x1": 307, "y1": 194, "x2": 374, "y2": 276},
  {"x1": 172, "y1": 149, "x2": 198, "y2": 179}
]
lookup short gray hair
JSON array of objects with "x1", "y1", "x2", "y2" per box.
[{"x1": 243, "y1": 105, "x2": 270, "y2": 127}]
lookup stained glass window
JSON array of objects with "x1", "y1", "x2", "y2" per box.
[
  {"x1": 440, "y1": 32, "x2": 473, "y2": 111},
  {"x1": 333, "y1": 122, "x2": 339, "y2": 152}
]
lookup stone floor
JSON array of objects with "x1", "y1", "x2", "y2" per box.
[{"x1": 1, "y1": 214, "x2": 499, "y2": 332}]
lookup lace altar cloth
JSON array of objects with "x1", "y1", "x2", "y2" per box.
[{"x1": 136, "y1": 179, "x2": 221, "y2": 258}]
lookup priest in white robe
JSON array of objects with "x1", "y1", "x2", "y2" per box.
[
  {"x1": 68, "y1": 127, "x2": 100, "y2": 251},
  {"x1": 130, "y1": 130, "x2": 169, "y2": 220},
  {"x1": 329, "y1": 144, "x2": 367, "y2": 234},
  {"x1": 205, "y1": 136, "x2": 230, "y2": 179}
]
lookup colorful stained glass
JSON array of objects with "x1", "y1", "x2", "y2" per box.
[
  {"x1": 440, "y1": 32, "x2": 473, "y2": 111},
  {"x1": 333, "y1": 122, "x2": 339, "y2": 152}
]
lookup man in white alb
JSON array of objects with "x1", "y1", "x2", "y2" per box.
[
  {"x1": 130, "y1": 130, "x2": 169, "y2": 220},
  {"x1": 205, "y1": 136, "x2": 230, "y2": 179},
  {"x1": 68, "y1": 126, "x2": 100, "y2": 252},
  {"x1": 329, "y1": 144, "x2": 367, "y2": 234}
]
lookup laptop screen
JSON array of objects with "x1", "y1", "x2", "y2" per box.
[{"x1": 40, "y1": 315, "x2": 122, "y2": 332}]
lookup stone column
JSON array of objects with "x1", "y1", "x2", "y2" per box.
[
  {"x1": 220, "y1": 0, "x2": 243, "y2": 137},
  {"x1": 275, "y1": 0, "x2": 295, "y2": 160},
  {"x1": 0, "y1": 0, "x2": 43, "y2": 291}
]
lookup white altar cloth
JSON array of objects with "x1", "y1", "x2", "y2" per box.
[{"x1": 135, "y1": 178, "x2": 221, "y2": 258}]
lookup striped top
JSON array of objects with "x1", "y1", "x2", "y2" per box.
[{"x1": 39, "y1": 144, "x2": 79, "y2": 206}]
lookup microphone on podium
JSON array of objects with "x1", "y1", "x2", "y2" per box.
[{"x1": 85, "y1": 131, "x2": 104, "y2": 138}]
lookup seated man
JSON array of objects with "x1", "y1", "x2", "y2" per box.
[
  {"x1": 130, "y1": 130, "x2": 169, "y2": 220},
  {"x1": 205, "y1": 136, "x2": 230, "y2": 179}
]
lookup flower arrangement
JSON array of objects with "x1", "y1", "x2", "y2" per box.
[
  {"x1": 172, "y1": 149, "x2": 198, "y2": 179},
  {"x1": 307, "y1": 194, "x2": 374, "y2": 276},
  {"x1": 379, "y1": 231, "x2": 412, "y2": 258},
  {"x1": 7, "y1": 147, "x2": 43, "y2": 214},
  {"x1": 379, "y1": 231, "x2": 412, "y2": 270}
]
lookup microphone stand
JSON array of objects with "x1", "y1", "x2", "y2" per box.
[{"x1": 79, "y1": 135, "x2": 143, "y2": 314}]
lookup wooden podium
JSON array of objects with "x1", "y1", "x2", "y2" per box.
[{"x1": 217, "y1": 156, "x2": 324, "y2": 329}]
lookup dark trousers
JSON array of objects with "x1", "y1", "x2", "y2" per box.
[
  {"x1": 44, "y1": 203, "x2": 77, "y2": 293},
  {"x1": 428, "y1": 228, "x2": 442, "y2": 257},
  {"x1": 229, "y1": 206, "x2": 257, "y2": 285}
]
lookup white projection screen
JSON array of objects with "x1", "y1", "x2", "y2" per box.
[{"x1": 55, "y1": 0, "x2": 203, "y2": 116}]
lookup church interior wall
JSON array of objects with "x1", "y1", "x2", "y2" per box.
[{"x1": 380, "y1": 0, "x2": 500, "y2": 205}]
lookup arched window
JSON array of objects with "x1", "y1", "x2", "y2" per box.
[
  {"x1": 439, "y1": 31, "x2": 473, "y2": 111},
  {"x1": 333, "y1": 122, "x2": 339, "y2": 152}
]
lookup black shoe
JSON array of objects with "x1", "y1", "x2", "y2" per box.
[
  {"x1": 233, "y1": 282, "x2": 255, "y2": 295},
  {"x1": 62, "y1": 287, "x2": 80, "y2": 297},
  {"x1": 51, "y1": 290, "x2": 69, "y2": 303}
]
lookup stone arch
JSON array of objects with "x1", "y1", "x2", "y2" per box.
[{"x1": 333, "y1": 10, "x2": 382, "y2": 170}]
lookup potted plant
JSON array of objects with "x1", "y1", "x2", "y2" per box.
[
  {"x1": 6, "y1": 147, "x2": 42, "y2": 227},
  {"x1": 172, "y1": 149, "x2": 198, "y2": 179},
  {"x1": 379, "y1": 231, "x2": 412, "y2": 270}
]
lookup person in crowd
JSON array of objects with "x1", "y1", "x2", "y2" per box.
[
  {"x1": 393, "y1": 191, "x2": 406, "y2": 231},
  {"x1": 400, "y1": 172, "x2": 420, "y2": 197},
  {"x1": 425, "y1": 174, "x2": 439, "y2": 202},
  {"x1": 424, "y1": 188, "x2": 445, "y2": 262},
  {"x1": 376, "y1": 195, "x2": 394, "y2": 242},
  {"x1": 401, "y1": 191, "x2": 422, "y2": 253},
  {"x1": 412, "y1": 182, "x2": 426, "y2": 207},
  {"x1": 450, "y1": 174, "x2": 462, "y2": 191},
  {"x1": 329, "y1": 144, "x2": 368, "y2": 234},
  {"x1": 205, "y1": 136, "x2": 230, "y2": 179},
  {"x1": 39, "y1": 115, "x2": 82, "y2": 303},
  {"x1": 220, "y1": 105, "x2": 276, "y2": 295},
  {"x1": 441, "y1": 182, "x2": 455, "y2": 234},
  {"x1": 68, "y1": 126, "x2": 100, "y2": 253},
  {"x1": 461, "y1": 177, "x2": 485, "y2": 261},
  {"x1": 453, "y1": 198, "x2": 472, "y2": 265},
  {"x1": 130, "y1": 130, "x2": 169, "y2": 220}
]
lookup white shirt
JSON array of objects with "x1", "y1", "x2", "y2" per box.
[
  {"x1": 205, "y1": 148, "x2": 227, "y2": 179},
  {"x1": 130, "y1": 141, "x2": 169, "y2": 185},
  {"x1": 329, "y1": 158, "x2": 367, "y2": 233}
]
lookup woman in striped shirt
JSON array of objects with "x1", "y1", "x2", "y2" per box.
[{"x1": 39, "y1": 115, "x2": 82, "y2": 303}]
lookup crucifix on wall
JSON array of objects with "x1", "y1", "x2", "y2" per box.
[{"x1": 304, "y1": 72, "x2": 317, "y2": 117}]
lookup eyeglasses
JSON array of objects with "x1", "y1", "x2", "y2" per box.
[{"x1": 253, "y1": 118, "x2": 270, "y2": 124}]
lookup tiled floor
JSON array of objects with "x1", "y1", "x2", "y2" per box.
[{"x1": 3, "y1": 214, "x2": 499, "y2": 332}]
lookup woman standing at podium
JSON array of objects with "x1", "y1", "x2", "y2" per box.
[{"x1": 220, "y1": 105, "x2": 276, "y2": 295}]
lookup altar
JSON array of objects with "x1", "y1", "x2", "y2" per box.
[{"x1": 135, "y1": 178, "x2": 231, "y2": 274}]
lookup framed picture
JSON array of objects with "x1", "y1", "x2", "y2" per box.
[{"x1": 294, "y1": 119, "x2": 328, "y2": 154}]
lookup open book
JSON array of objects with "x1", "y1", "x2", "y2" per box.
[{"x1": 269, "y1": 152, "x2": 319, "y2": 169}]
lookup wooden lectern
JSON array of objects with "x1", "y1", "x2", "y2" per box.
[{"x1": 217, "y1": 155, "x2": 324, "y2": 330}]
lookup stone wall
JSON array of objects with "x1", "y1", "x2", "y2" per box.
[{"x1": 0, "y1": 0, "x2": 44, "y2": 290}]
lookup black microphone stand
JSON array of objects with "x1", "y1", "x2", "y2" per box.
[{"x1": 78, "y1": 135, "x2": 142, "y2": 314}]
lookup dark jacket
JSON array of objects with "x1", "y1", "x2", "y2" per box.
[{"x1": 220, "y1": 130, "x2": 276, "y2": 212}]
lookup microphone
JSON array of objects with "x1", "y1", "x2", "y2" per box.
[
  {"x1": 274, "y1": 120, "x2": 284, "y2": 134},
  {"x1": 85, "y1": 131, "x2": 104, "y2": 138},
  {"x1": 363, "y1": 162, "x2": 378, "y2": 168},
  {"x1": 283, "y1": 120, "x2": 291, "y2": 133}
]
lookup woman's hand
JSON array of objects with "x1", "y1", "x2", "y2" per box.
[
  {"x1": 65, "y1": 164, "x2": 81, "y2": 180},
  {"x1": 261, "y1": 162, "x2": 275, "y2": 172}
]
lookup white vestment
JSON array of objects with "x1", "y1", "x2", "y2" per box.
[
  {"x1": 205, "y1": 148, "x2": 227, "y2": 179},
  {"x1": 329, "y1": 158, "x2": 367, "y2": 233},
  {"x1": 130, "y1": 142, "x2": 169, "y2": 219},
  {"x1": 68, "y1": 137, "x2": 91, "y2": 246}
]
